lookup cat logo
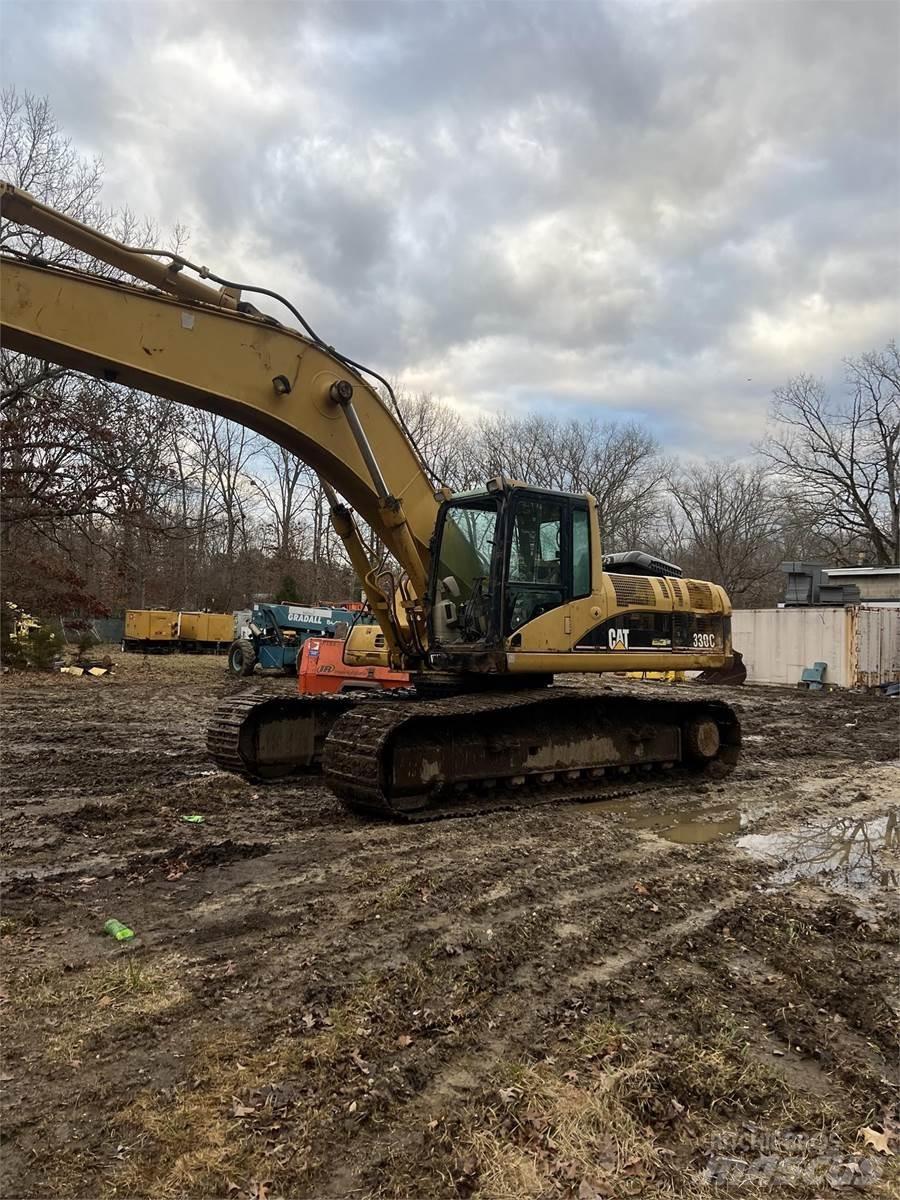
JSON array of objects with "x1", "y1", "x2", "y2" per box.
[{"x1": 607, "y1": 627, "x2": 631, "y2": 650}]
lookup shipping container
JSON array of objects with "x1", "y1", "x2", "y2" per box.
[{"x1": 732, "y1": 605, "x2": 900, "y2": 688}]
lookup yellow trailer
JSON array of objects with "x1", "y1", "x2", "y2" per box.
[
  {"x1": 123, "y1": 609, "x2": 232, "y2": 652},
  {"x1": 124, "y1": 609, "x2": 178, "y2": 648},
  {"x1": 178, "y1": 612, "x2": 234, "y2": 646}
]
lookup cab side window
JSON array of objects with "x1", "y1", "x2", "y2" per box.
[
  {"x1": 505, "y1": 497, "x2": 592, "y2": 634},
  {"x1": 506, "y1": 499, "x2": 565, "y2": 631}
]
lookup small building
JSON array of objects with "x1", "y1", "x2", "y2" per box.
[{"x1": 821, "y1": 566, "x2": 900, "y2": 604}]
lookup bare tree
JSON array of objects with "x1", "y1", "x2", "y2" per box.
[
  {"x1": 664, "y1": 460, "x2": 785, "y2": 602},
  {"x1": 762, "y1": 343, "x2": 900, "y2": 566},
  {"x1": 104, "y1": 392, "x2": 186, "y2": 609},
  {"x1": 0, "y1": 88, "x2": 104, "y2": 264},
  {"x1": 0, "y1": 87, "x2": 196, "y2": 614},
  {"x1": 200, "y1": 414, "x2": 260, "y2": 562},
  {"x1": 391, "y1": 389, "x2": 475, "y2": 491},
  {"x1": 250, "y1": 442, "x2": 309, "y2": 562},
  {"x1": 473, "y1": 413, "x2": 667, "y2": 552}
]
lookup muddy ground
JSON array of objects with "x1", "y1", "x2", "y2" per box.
[{"x1": 1, "y1": 652, "x2": 898, "y2": 1199}]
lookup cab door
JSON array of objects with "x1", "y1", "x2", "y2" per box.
[{"x1": 502, "y1": 492, "x2": 591, "y2": 637}]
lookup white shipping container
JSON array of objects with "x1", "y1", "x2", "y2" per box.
[{"x1": 732, "y1": 605, "x2": 900, "y2": 688}]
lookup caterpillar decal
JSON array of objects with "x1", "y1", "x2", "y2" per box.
[{"x1": 577, "y1": 612, "x2": 729, "y2": 653}]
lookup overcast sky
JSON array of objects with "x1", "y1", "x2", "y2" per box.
[{"x1": 2, "y1": 0, "x2": 898, "y2": 454}]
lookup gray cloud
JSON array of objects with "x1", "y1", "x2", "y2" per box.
[{"x1": 2, "y1": 0, "x2": 897, "y2": 453}]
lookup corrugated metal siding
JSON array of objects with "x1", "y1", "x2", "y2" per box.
[
  {"x1": 852, "y1": 606, "x2": 900, "y2": 687},
  {"x1": 732, "y1": 606, "x2": 900, "y2": 687}
]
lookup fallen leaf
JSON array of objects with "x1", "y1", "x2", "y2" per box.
[
  {"x1": 833, "y1": 1160, "x2": 861, "y2": 1176},
  {"x1": 633, "y1": 882, "x2": 649, "y2": 895},
  {"x1": 859, "y1": 1126, "x2": 894, "y2": 1156},
  {"x1": 97, "y1": 995, "x2": 113, "y2": 1009},
  {"x1": 350, "y1": 1050, "x2": 370, "y2": 1074},
  {"x1": 577, "y1": 1180, "x2": 605, "y2": 1199},
  {"x1": 348, "y1": 1100, "x2": 358, "y2": 1113},
  {"x1": 427, "y1": 1119, "x2": 439, "y2": 1130},
  {"x1": 249, "y1": 1182, "x2": 269, "y2": 1200},
  {"x1": 396, "y1": 1034, "x2": 413, "y2": 1048},
  {"x1": 231, "y1": 1098, "x2": 256, "y2": 1118},
  {"x1": 0, "y1": 1073, "x2": 13, "y2": 1082}
]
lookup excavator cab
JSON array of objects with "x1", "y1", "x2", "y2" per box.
[{"x1": 428, "y1": 478, "x2": 592, "y2": 649}]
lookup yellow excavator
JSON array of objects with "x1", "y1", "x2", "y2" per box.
[{"x1": 0, "y1": 180, "x2": 742, "y2": 819}]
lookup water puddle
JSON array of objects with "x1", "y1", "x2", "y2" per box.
[
  {"x1": 633, "y1": 812, "x2": 742, "y2": 843},
  {"x1": 737, "y1": 812, "x2": 899, "y2": 896},
  {"x1": 579, "y1": 797, "x2": 900, "y2": 896},
  {"x1": 581, "y1": 798, "x2": 754, "y2": 844}
]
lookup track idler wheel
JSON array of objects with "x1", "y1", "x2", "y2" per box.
[{"x1": 684, "y1": 717, "x2": 721, "y2": 761}]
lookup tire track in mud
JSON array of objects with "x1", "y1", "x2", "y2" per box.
[
  {"x1": 316, "y1": 878, "x2": 897, "y2": 1196},
  {"x1": 3, "y1": 663, "x2": 899, "y2": 1200},
  {"x1": 109, "y1": 826, "x2": 743, "y2": 1010},
  {"x1": 305, "y1": 888, "x2": 756, "y2": 1196}
]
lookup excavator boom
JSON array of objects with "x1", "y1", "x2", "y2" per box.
[
  {"x1": 1, "y1": 180, "x2": 742, "y2": 819},
  {"x1": 1, "y1": 256, "x2": 437, "y2": 582}
]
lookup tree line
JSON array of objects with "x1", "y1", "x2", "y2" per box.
[{"x1": 2, "y1": 88, "x2": 897, "y2": 619}]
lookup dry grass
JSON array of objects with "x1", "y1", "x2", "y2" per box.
[
  {"x1": 106, "y1": 967, "x2": 428, "y2": 1199},
  {"x1": 445, "y1": 1007, "x2": 868, "y2": 1200},
  {"x1": 461, "y1": 1021, "x2": 666, "y2": 1200},
  {"x1": 7, "y1": 952, "x2": 186, "y2": 1063},
  {"x1": 0, "y1": 912, "x2": 37, "y2": 935}
]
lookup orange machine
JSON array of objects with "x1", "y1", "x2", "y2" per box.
[
  {"x1": 297, "y1": 637, "x2": 409, "y2": 695},
  {"x1": 316, "y1": 600, "x2": 366, "y2": 613}
]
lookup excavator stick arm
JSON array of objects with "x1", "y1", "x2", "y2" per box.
[{"x1": 0, "y1": 254, "x2": 438, "y2": 624}]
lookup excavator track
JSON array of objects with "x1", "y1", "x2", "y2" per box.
[
  {"x1": 323, "y1": 688, "x2": 740, "y2": 819},
  {"x1": 208, "y1": 685, "x2": 740, "y2": 819},
  {"x1": 206, "y1": 690, "x2": 355, "y2": 780}
]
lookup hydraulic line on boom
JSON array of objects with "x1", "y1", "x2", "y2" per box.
[{"x1": 0, "y1": 178, "x2": 742, "y2": 819}]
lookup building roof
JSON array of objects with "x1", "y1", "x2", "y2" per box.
[{"x1": 823, "y1": 567, "x2": 900, "y2": 576}]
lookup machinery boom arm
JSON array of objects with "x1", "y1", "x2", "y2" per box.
[{"x1": 0, "y1": 182, "x2": 441, "y2": 650}]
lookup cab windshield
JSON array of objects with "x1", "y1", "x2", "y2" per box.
[{"x1": 433, "y1": 497, "x2": 498, "y2": 639}]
